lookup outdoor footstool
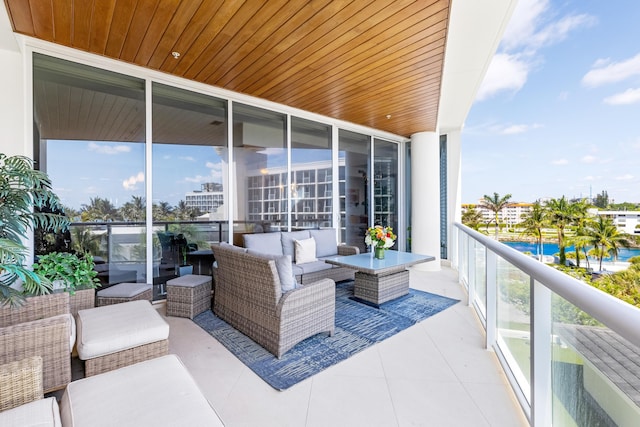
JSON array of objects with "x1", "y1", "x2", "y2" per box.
[
  {"x1": 60, "y1": 354, "x2": 224, "y2": 427},
  {"x1": 166, "y1": 274, "x2": 212, "y2": 319},
  {"x1": 96, "y1": 282, "x2": 152, "y2": 306},
  {"x1": 76, "y1": 300, "x2": 169, "y2": 377}
]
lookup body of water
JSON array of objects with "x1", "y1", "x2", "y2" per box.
[{"x1": 502, "y1": 241, "x2": 640, "y2": 262}]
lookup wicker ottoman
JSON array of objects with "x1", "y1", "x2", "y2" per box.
[
  {"x1": 76, "y1": 300, "x2": 169, "y2": 377},
  {"x1": 96, "y1": 283, "x2": 152, "y2": 306},
  {"x1": 166, "y1": 274, "x2": 212, "y2": 319}
]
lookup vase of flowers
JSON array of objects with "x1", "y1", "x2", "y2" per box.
[{"x1": 365, "y1": 225, "x2": 397, "y2": 259}]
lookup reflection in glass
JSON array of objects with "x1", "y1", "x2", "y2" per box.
[
  {"x1": 339, "y1": 130, "x2": 370, "y2": 252},
  {"x1": 291, "y1": 117, "x2": 332, "y2": 230},
  {"x1": 152, "y1": 83, "x2": 228, "y2": 294},
  {"x1": 373, "y1": 139, "x2": 398, "y2": 234},
  {"x1": 233, "y1": 104, "x2": 287, "y2": 241},
  {"x1": 32, "y1": 53, "x2": 147, "y2": 286}
]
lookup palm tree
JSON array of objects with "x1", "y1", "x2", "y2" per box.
[
  {"x1": 567, "y1": 199, "x2": 590, "y2": 268},
  {"x1": 480, "y1": 192, "x2": 512, "y2": 239},
  {"x1": 544, "y1": 197, "x2": 573, "y2": 266},
  {"x1": 120, "y1": 195, "x2": 146, "y2": 222},
  {"x1": 0, "y1": 153, "x2": 69, "y2": 305},
  {"x1": 81, "y1": 197, "x2": 120, "y2": 222},
  {"x1": 586, "y1": 216, "x2": 632, "y2": 271},
  {"x1": 153, "y1": 201, "x2": 174, "y2": 221},
  {"x1": 462, "y1": 207, "x2": 484, "y2": 231},
  {"x1": 519, "y1": 201, "x2": 545, "y2": 260}
]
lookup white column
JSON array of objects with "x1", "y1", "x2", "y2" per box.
[{"x1": 411, "y1": 131, "x2": 440, "y2": 271}]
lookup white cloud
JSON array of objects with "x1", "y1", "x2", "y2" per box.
[
  {"x1": 476, "y1": 53, "x2": 529, "y2": 101},
  {"x1": 205, "y1": 161, "x2": 223, "y2": 170},
  {"x1": 581, "y1": 155, "x2": 597, "y2": 163},
  {"x1": 179, "y1": 156, "x2": 196, "y2": 162},
  {"x1": 500, "y1": 0, "x2": 595, "y2": 51},
  {"x1": 603, "y1": 88, "x2": 640, "y2": 105},
  {"x1": 552, "y1": 159, "x2": 568, "y2": 165},
  {"x1": 615, "y1": 174, "x2": 634, "y2": 181},
  {"x1": 123, "y1": 172, "x2": 144, "y2": 190},
  {"x1": 477, "y1": 0, "x2": 595, "y2": 102},
  {"x1": 501, "y1": 123, "x2": 542, "y2": 135},
  {"x1": 583, "y1": 175, "x2": 601, "y2": 181},
  {"x1": 582, "y1": 53, "x2": 640, "y2": 87},
  {"x1": 88, "y1": 142, "x2": 131, "y2": 155},
  {"x1": 557, "y1": 91, "x2": 569, "y2": 101}
]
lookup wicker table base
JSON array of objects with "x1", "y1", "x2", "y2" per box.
[{"x1": 353, "y1": 270, "x2": 410, "y2": 306}]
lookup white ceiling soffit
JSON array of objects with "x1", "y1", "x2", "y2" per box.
[{"x1": 438, "y1": 0, "x2": 517, "y2": 133}]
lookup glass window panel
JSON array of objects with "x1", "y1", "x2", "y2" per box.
[
  {"x1": 152, "y1": 83, "x2": 227, "y2": 288},
  {"x1": 339, "y1": 130, "x2": 370, "y2": 252},
  {"x1": 373, "y1": 139, "x2": 398, "y2": 238},
  {"x1": 32, "y1": 53, "x2": 147, "y2": 287},
  {"x1": 233, "y1": 104, "x2": 286, "y2": 237},
  {"x1": 291, "y1": 117, "x2": 331, "y2": 230}
]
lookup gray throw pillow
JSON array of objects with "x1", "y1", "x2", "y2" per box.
[
  {"x1": 243, "y1": 233, "x2": 283, "y2": 256},
  {"x1": 309, "y1": 229, "x2": 338, "y2": 257},
  {"x1": 247, "y1": 249, "x2": 298, "y2": 292}
]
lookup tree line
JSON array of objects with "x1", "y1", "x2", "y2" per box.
[
  {"x1": 62, "y1": 196, "x2": 203, "y2": 223},
  {"x1": 463, "y1": 192, "x2": 635, "y2": 271}
]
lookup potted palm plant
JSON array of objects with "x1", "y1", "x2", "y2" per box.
[
  {"x1": 0, "y1": 153, "x2": 70, "y2": 307},
  {"x1": 32, "y1": 251, "x2": 100, "y2": 315}
]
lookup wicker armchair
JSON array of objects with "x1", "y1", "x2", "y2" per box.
[
  {"x1": 0, "y1": 356, "x2": 43, "y2": 412},
  {"x1": 212, "y1": 244, "x2": 335, "y2": 358},
  {"x1": 0, "y1": 293, "x2": 72, "y2": 393}
]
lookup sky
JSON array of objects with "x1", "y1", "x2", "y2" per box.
[{"x1": 461, "y1": 0, "x2": 640, "y2": 204}]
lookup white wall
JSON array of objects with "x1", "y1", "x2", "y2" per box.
[{"x1": 0, "y1": 48, "x2": 26, "y2": 157}]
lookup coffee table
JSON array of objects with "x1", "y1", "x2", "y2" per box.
[{"x1": 324, "y1": 250, "x2": 435, "y2": 306}]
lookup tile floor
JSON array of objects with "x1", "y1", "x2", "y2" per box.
[{"x1": 161, "y1": 266, "x2": 529, "y2": 427}]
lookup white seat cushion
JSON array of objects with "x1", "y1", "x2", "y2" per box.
[
  {"x1": 60, "y1": 354, "x2": 224, "y2": 427},
  {"x1": 0, "y1": 397, "x2": 61, "y2": 427},
  {"x1": 96, "y1": 283, "x2": 151, "y2": 298},
  {"x1": 76, "y1": 300, "x2": 169, "y2": 360}
]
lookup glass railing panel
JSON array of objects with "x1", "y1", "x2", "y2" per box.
[
  {"x1": 496, "y1": 255, "x2": 532, "y2": 403},
  {"x1": 459, "y1": 232, "x2": 469, "y2": 287},
  {"x1": 473, "y1": 240, "x2": 487, "y2": 317},
  {"x1": 551, "y1": 294, "x2": 638, "y2": 426}
]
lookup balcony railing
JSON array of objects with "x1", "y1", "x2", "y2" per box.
[{"x1": 452, "y1": 223, "x2": 640, "y2": 427}]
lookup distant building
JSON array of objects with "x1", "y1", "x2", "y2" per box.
[
  {"x1": 462, "y1": 202, "x2": 533, "y2": 226},
  {"x1": 185, "y1": 183, "x2": 224, "y2": 214},
  {"x1": 591, "y1": 209, "x2": 640, "y2": 235}
]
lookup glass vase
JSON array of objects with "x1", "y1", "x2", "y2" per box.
[{"x1": 374, "y1": 247, "x2": 385, "y2": 259}]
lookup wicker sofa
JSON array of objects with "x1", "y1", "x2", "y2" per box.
[
  {"x1": 242, "y1": 228, "x2": 359, "y2": 284},
  {"x1": 212, "y1": 243, "x2": 335, "y2": 358},
  {"x1": 0, "y1": 292, "x2": 72, "y2": 393}
]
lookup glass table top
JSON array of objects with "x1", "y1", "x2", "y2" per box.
[{"x1": 324, "y1": 250, "x2": 435, "y2": 275}]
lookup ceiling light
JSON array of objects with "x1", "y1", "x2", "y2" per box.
[{"x1": 171, "y1": 51, "x2": 181, "y2": 59}]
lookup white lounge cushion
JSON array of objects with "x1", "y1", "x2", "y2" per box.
[
  {"x1": 294, "y1": 237, "x2": 318, "y2": 264},
  {"x1": 60, "y1": 354, "x2": 224, "y2": 427},
  {"x1": 0, "y1": 397, "x2": 61, "y2": 427},
  {"x1": 96, "y1": 283, "x2": 151, "y2": 298},
  {"x1": 76, "y1": 300, "x2": 169, "y2": 360}
]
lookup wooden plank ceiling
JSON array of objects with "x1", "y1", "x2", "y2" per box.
[{"x1": 4, "y1": 0, "x2": 450, "y2": 138}]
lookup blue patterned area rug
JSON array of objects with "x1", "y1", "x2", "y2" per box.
[{"x1": 193, "y1": 281, "x2": 459, "y2": 390}]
